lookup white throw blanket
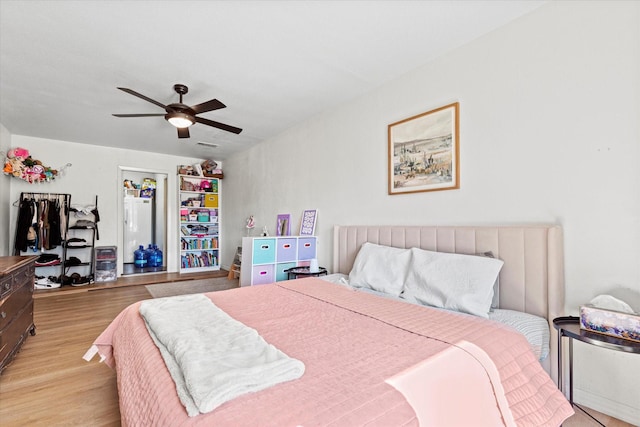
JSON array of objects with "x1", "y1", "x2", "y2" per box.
[{"x1": 139, "y1": 294, "x2": 305, "y2": 416}]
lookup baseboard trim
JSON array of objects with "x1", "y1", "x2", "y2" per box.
[{"x1": 574, "y1": 388, "x2": 639, "y2": 426}]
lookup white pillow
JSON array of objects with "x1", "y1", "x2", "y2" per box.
[
  {"x1": 403, "y1": 248, "x2": 504, "y2": 318},
  {"x1": 476, "y1": 251, "x2": 500, "y2": 309},
  {"x1": 348, "y1": 242, "x2": 412, "y2": 297},
  {"x1": 319, "y1": 273, "x2": 350, "y2": 286}
]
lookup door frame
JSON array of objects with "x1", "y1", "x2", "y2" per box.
[{"x1": 117, "y1": 166, "x2": 170, "y2": 276}]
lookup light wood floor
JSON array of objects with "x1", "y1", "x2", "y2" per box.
[
  {"x1": 0, "y1": 276, "x2": 634, "y2": 426},
  {"x1": 31, "y1": 269, "x2": 229, "y2": 299}
]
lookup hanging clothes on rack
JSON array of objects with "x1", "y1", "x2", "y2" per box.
[
  {"x1": 48, "y1": 197, "x2": 63, "y2": 247},
  {"x1": 15, "y1": 199, "x2": 35, "y2": 252},
  {"x1": 13, "y1": 193, "x2": 71, "y2": 254}
]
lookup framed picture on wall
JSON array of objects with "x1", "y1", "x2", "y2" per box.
[
  {"x1": 276, "y1": 214, "x2": 291, "y2": 236},
  {"x1": 299, "y1": 209, "x2": 317, "y2": 236},
  {"x1": 388, "y1": 102, "x2": 460, "y2": 195}
]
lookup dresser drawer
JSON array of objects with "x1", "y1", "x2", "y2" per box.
[
  {"x1": 1, "y1": 263, "x2": 34, "y2": 299},
  {"x1": 0, "y1": 275, "x2": 11, "y2": 298},
  {"x1": 297, "y1": 237, "x2": 317, "y2": 260},
  {"x1": 275, "y1": 262, "x2": 296, "y2": 282},
  {"x1": 0, "y1": 300, "x2": 34, "y2": 371},
  {"x1": 276, "y1": 238, "x2": 298, "y2": 262},
  {"x1": 252, "y1": 239, "x2": 276, "y2": 264},
  {"x1": 13, "y1": 264, "x2": 34, "y2": 291},
  {"x1": 252, "y1": 264, "x2": 275, "y2": 285},
  {"x1": 0, "y1": 278, "x2": 33, "y2": 331}
]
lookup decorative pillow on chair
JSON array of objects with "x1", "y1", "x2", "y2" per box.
[
  {"x1": 349, "y1": 242, "x2": 412, "y2": 297},
  {"x1": 403, "y1": 248, "x2": 504, "y2": 318}
]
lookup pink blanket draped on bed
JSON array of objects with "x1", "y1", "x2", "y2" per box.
[{"x1": 87, "y1": 279, "x2": 573, "y2": 426}]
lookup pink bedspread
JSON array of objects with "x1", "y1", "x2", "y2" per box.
[{"x1": 88, "y1": 279, "x2": 573, "y2": 426}]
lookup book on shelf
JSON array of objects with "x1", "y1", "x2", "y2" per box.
[{"x1": 181, "y1": 251, "x2": 217, "y2": 268}]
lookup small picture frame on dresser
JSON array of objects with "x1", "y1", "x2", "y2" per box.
[
  {"x1": 276, "y1": 214, "x2": 291, "y2": 236},
  {"x1": 299, "y1": 209, "x2": 317, "y2": 236}
]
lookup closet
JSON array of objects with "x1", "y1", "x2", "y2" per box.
[{"x1": 13, "y1": 193, "x2": 98, "y2": 287}]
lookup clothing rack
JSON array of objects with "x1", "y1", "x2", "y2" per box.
[
  {"x1": 13, "y1": 192, "x2": 71, "y2": 255},
  {"x1": 12, "y1": 192, "x2": 72, "y2": 206},
  {"x1": 15, "y1": 192, "x2": 71, "y2": 203}
]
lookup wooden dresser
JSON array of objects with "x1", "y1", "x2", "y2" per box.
[{"x1": 0, "y1": 256, "x2": 37, "y2": 374}]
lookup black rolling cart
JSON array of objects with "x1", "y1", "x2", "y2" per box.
[
  {"x1": 285, "y1": 266, "x2": 328, "y2": 280},
  {"x1": 64, "y1": 195, "x2": 99, "y2": 286}
]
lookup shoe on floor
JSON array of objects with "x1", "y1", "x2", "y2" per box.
[
  {"x1": 70, "y1": 275, "x2": 91, "y2": 287},
  {"x1": 34, "y1": 279, "x2": 61, "y2": 289}
]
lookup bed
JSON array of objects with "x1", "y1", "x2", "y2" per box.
[{"x1": 86, "y1": 224, "x2": 573, "y2": 426}]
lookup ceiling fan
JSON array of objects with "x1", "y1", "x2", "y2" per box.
[{"x1": 113, "y1": 84, "x2": 242, "y2": 138}]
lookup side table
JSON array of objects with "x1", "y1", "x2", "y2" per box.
[
  {"x1": 285, "y1": 266, "x2": 328, "y2": 280},
  {"x1": 553, "y1": 316, "x2": 640, "y2": 426}
]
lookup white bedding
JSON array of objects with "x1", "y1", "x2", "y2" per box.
[
  {"x1": 488, "y1": 308, "x2": 550, "y2": 360},
  {"x1": 139, "y1": 294, "x2": 305, "y2": 416},
  {"x1": 320, "y1": 273, "x2": 550, "y2": 361}
]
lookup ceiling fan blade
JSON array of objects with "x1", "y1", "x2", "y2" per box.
[
  {"x1": 117, "y1": 87, "x2": 167, "y2": 109},
  {"x1": 190, "y1": 98, "x2": 226, "y2": 114},
  {"x1": 177, "y1": 127, "x2": 190, "y2": 138},
  {"x1": 112, "y1": 113, "x2": 165, "y2": 117},
  {"x1": 195, "y1": 116, "x2": 243, "y2": 134}
]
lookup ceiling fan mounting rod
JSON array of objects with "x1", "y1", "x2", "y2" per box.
[{"x1": 173, "y1": 83, "x2": 188, "y2": 104}]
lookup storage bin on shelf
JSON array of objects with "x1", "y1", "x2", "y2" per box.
[
  {"x1": 204, "y1": 193, "x2": 218, "y2": 207},
  {"x1": 181, "y1": 195, "x2": 204, "y2": 207},
  {"x1": 94, "y1": 246, "x2": 117, "y2": 282}
]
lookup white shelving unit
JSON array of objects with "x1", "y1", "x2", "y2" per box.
[{"x1": 178, "y1": 174, "x2": 221, "y2": 273}]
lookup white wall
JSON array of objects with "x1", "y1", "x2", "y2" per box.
[
  {"x1": 0, "y1": 123, "x2": 11, "y2": 255},
  {"x1": 222, "y1": 1, "x2": 639, "y2": 423},
  {"x1": 7, "y1": 135, "x2": 205, "y2": 273}
]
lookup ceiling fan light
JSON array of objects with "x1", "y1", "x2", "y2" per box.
[{"x1": 166, "y1": 112, "x2": 194, "y2": 128}]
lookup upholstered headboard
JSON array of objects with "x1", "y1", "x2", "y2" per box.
[{"x1": 332, "y1": 225, "x2": 565, "y2": 383}]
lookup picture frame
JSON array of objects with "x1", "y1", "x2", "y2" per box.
[
  {"x1": 276, "y1": 214, "x2": 291, "y2": 236},
  {"x1": 299, "y1": 209, "x2": 317, "y2": 236},
  {"x1": 388, "y1": 102, "x2": 460, "y2": 195}
]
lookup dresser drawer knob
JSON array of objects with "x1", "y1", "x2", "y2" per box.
[
  {"x1": 1, "y1": 311, "x2": 6, "y2": 319},
  {"x1": 3, "y1": 283, "x2": 9, "y2": 291}
]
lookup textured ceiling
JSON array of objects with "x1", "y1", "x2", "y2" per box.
[{"x1": 0, "y1": 1, "x2": 544, "y2": 160}]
